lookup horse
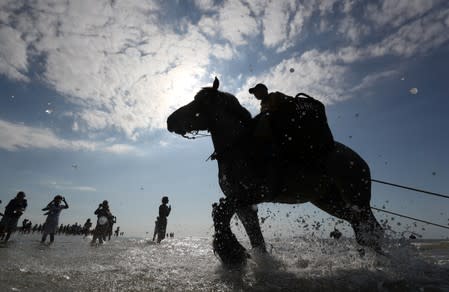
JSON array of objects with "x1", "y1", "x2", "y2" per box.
[{"x1": 167, "y1": 78, "x2": 384, "y2": 267}]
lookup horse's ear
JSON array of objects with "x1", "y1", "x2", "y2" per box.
[{"x1": 212, "y1": 77, "x2": 219, "y2": 90}]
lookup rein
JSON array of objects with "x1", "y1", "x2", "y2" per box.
[{"x1": 181, "y1": 131, "x2": 211, "y2": 140}]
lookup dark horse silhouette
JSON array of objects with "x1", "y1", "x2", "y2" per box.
[{"x1": 167, "y1": 78, "x2": 383, "y2": 267}]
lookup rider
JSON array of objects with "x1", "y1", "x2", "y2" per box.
[{"x1": 249, "y1": 83, "x2": 285, "y2": 198}]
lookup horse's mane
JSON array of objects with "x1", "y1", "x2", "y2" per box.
[{"x1": 199, "y1": 87, "x2": 252, "y2": 124}]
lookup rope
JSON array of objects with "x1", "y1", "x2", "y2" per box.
[
  {"x1": 371, "y1": 207, "x2": 449, "y2": 230},
  {"x1": 372, "y1": 179, "x2": 449, "y2": 200}
]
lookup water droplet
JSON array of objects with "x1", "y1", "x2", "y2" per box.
[
  {"x1": 45, "y1": 109, "x2": 53, "y2": 114},
  {"x1": 195, "y1": 113, "x2": 200, "y2": 117},
  {"x1": 409, "y1": 88, "x2": 418, "y2": 94}
]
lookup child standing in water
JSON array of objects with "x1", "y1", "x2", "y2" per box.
[{"x1": 41, "y1": 195, "x2": 69, "y2": 244}]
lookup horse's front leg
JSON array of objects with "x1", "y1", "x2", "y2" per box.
[
  {"x1": 236, "y1": 205, "x2": 266, "y2": 253},
  {"x1": 212, "y1": 197, "x2": 249, "y2": 268}
]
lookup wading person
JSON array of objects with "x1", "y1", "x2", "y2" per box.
[
  {"x1": 83, "y1": 218, "x2": 92, "y2": 237},
  {"x1": 41, "y1": 195, "x2": 69, "y2": 244},
  {"x1": 91, "y1": 200, "x2": 113, "y2": 245},
  {"x1": 0, "y1": 191, "x2": 27, "y2": 243},
  {"x1": 153, "y1": 196, "x2": 171, "y2": 243}
]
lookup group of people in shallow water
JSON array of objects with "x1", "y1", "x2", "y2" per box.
[
  {"x1": 0, "y1": 191, "x2": 172, "y2": 245},
  {"x1": 18, "y1": 218, "x2": 123, "y2": 238}
]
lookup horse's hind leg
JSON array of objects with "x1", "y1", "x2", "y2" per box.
[
  {"x1": 350, "y1": 206, "x2": 384, "y2": 251},
  {"x1": 313, "y1": 197, "x2": 383, "y2": 252},
  {"x1": 236, "y1": 205, "x2": 266, "y2": 252}
]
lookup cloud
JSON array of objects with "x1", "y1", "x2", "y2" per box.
[
  {"x1": 0, "y1": 119, "x2": 139, "y2": 154},
  {"x1": 0, "y1": 119, "x2": 96, "y2": 152},
  {"x1": 366, "y1": 0, "x2": 443, "y2": 28},
  {"x1": 367, "y1": 7, "x2": 449, "y2": 58},
  {"x1": 0, "y1": 0, "x2": 448, "y2": 141},
  {"x1": 1, "y1": 0, "x2": 234, "y2": 139},
  {"x1": 46, "y1": 181, "x2": 97, "y2": 192},
  {"x1": 238, "y1": 49, "x2": 348, "y2": 109},
  {"x1": 349, "y1": 70, "x2": 399, "y2": 93},
  {"x1": 103, "y1": 144, "x2": 141, "y2": 155},
  {"x1": 199, "y1": 0, "x2": 259, "y2": 46},
  {"x1": 0, "y1": 26, "x2": 29, "y2": 81}
]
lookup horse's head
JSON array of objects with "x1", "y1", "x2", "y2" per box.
[{"x1": 167, "y1": 77, "x2": 251, "y2": 136}]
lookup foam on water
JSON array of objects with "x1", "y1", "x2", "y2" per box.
[{"x1": 1, "y1": 235, "x2": 448, "y2": 291}]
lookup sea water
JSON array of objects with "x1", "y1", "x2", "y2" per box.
[{"x1": 1, "y1": 234, "x2": 448, "y2": 291}]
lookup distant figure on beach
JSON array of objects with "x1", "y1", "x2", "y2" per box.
[
  {"x1": 83, "y1": 218, "x2": 92, "y2": 237},
  {"x1": 0, "y1": 191, "x2": 27, "y2": 242},
  {"x1": 91, "y1": 200, "x2": 113, "y2": 245},
  {"x1": 330, "y1": 227, "x2": 342, "y2": 240},
  {"x1": 152, "y1": 217, "x2": 159, "y2": 241},
  {"x1": 41, "y1": 195, "x2": 69, "y2": 244},
  {"x1": 107, "y1": 215, "x2": 116, "y2": 241},
  {"x1": 153, "y1": 196, "x2": 171, "y2": 243},
  {"x1": 114, "y1": 226, "x2": 120, "y2": 237}
]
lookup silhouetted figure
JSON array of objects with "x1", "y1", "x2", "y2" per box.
[
  {"x1": 330, "y1": 227, "x2": 342, "y2": 240},
  {"x1": 0, "y1": 191, "x2": 27, "y2": 242},
  {"x1": 152, "y1": 217, "x2": 159, "y2": 241},
  {"x1": 249, "y1": 83, "x2": 286, "y2": 198},
  {"x1": 21, "y1": 219, "x2": 29, "y2": 233},
  {"x1": 83, "y1": 218, "x2": 92, "y2": 237},
  {"x1": 107, "y1": 215, "x2": 116, "y2": 241},
  {"x1": 249, "y1": 84, "x2": 335, "y2": 199},
  {"x1": 41, "y1": 195, "x2": 69, "y2": 244},
  {"x1": 114, "y1": 226, "x2": 120, "y2": 237},
  {"x1": 91, "y1": 200, "x2": 113, "y2": 245},
  {"x1": 153, "y1": 196, "x2": 171, "y2": 243},
  {"x1": 167, "y1": 77, "x2": 384, "y2": 267},
  {"x1": 24, "y1": 220, "x2": 32, "y2": 233}
]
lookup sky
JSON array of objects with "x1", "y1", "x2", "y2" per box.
[{"x1": 0, "y1": 0, "x2": 448, "y2": 239}]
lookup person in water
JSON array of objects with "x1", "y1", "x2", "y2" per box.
[
  {"x1": 0, "y1": 191, "x2": 27, "y2": 242},
  {"x1": 153, "y1": 196, "x2": 171, "y2": 243},
  {"x1": 91, "y1": 200, "x2": 113, "y2": 245},
  {"x1": 41, "y1": 195, "x2": 69, "y2": 244},
  {"x1": 83, "y1": 218, "x2": 92, "y2": 237},
  {"x1": 107, "y1": 215, "x2": 116, "y2": 241}
]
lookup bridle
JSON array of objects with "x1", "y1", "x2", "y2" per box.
[{"x1": 181, "y1": 131, "x2": 211, "y2": 140}]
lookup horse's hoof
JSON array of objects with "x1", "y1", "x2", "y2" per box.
[{"x1": 213, "y1": 232, "x2": 249, "y2": 268}]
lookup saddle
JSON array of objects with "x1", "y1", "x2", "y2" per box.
[{"x1": 252, "y1": 92, "x2": 335, "y2": 165}]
